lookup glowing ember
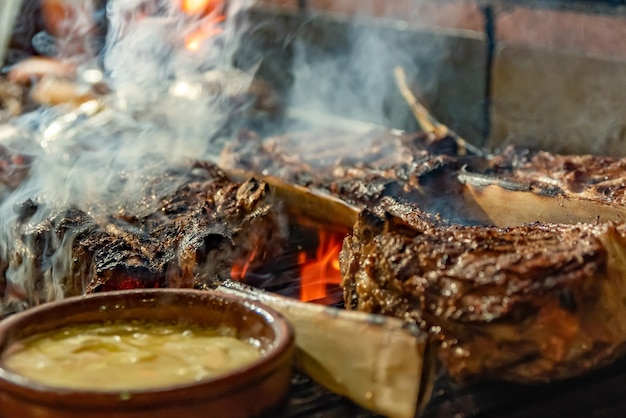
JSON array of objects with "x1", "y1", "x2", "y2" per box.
[
  {"x1": 231, "y1": 247, "x2": 257, "y2": 281},
  {"x1": 179, "y1": 0, "x2": 226, "y2": 51},
  {"x1": 299, "y1": 231, "x2": 343, "y2": 302},
  {"x1": 185, "y1": 22, "x2": 225, "y2": 51},
  {"x1": 181, "y1": 0, "x2": 220, "y2": 15}
]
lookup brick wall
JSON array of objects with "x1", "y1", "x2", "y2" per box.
[
  {"x1": 255, "y1": 0, "x2": 484, "y2": 32},
  {"x1": 252, "y1": 0, "x2": 626, "y2": 155},
  {"x1": 491, "y1": 6, "x2": 626, "y2": 155},
  {"x1": 250, "y1": 0, "x2": 488, "y2": 141}
]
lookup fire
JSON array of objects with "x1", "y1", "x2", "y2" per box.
[
  {"x1": 229, "y1": 230, "x2": 344, "y2": 303},
  {"x1": 299, "y1": 231, "x2": 343, "y2": 302},
  {"x1": 185, "y1": 22, "x2": 225, "y2": 51},
  {"x1": 178, "y1": 0, "x2": 226, "y2": 52},
  {"x1": 181, "y1": 0, "x2": 220, "y2": 14},
  {"x1": 231, "y1": 247, "x2": 257, "y2": 281}
]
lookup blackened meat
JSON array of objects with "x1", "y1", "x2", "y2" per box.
[
  {"x1": 1, "y1": 162, "x2": 287, "y2": 313},
  {"x1": 221, "y1": 129, "x2": 484, "y2": 222}
]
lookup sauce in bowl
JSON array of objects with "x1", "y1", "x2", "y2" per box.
[{"x1": 2, "y1": 320, "x2": 262, "y2": 391}]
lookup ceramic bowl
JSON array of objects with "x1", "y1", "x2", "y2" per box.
[{"x1": 0, "y1": 289, "x2": 294, "y2": 418}]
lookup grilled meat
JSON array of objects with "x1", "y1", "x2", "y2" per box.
[
  {"x1": 1, "y1": 162, "x2": 287, "y2": 314},
  {"x1": 223, "y1": 131, "x2": 626, "y2": 228},
  {"x1": 489, "y1": 146, "x2": 626, "y2": 201},
  {"x1": 462, "y1": 146, "x2": 626, "y2": 227},
  {"x1": 222, "y1": 128, "x2": 466, "y2": 182},
  {"x1": 221, "y1": 129, "x2": 485, "y2": 223},
  {"x1": 341, "y1": 204, "x2": 626, "y2": 383}
]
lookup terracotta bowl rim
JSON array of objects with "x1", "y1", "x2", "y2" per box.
[{"x1": 0, "y1": 288, "x2": 295, "y2": 406}]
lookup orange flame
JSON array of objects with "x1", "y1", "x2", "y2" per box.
[
  {"x1": 178, "y1": 0, "x2": 226, "y2": 51},
  {"x1": 231, "y1": 247, "x2": 257, "y2": 281},
  {"x1": 181, "y1": 0, "x2": 220, "y2": 14},
  {"x1": 299, "y1": 231, "x2": 343, "y2": 302},
  {"x1": 230, "y1": 230, "x2": 344, "y2": 303},
  {"x1": 185, "y1": 21, "x2": 225, "y2": 51}
]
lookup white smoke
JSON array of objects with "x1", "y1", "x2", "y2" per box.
[
  {"x1": 0, "y1": 0, "x2": 257, "y2": 303},
  {"x1": 0, "y1": 0, "x2": 470, "y2": 307}
]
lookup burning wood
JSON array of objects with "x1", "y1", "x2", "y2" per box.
[
  {"x1": 298, "y1": 230, "x2": 343, "y2": 302},
  {"x1": 178, "y1": 0, "x2": 226, "y2": 51},
  {"x1": 216, "y1": 281, "x2": 433, "y2": 418},
  {"x1": 225, "y1": 171, "x2": 358, "y2": 302},
  {"x1": 181, "y1": 0, "x2": 222, "y2": 15}
]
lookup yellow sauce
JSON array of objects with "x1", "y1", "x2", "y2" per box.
[{"x1": 2, "y1": 321, "x2": 263, "y2": 391}]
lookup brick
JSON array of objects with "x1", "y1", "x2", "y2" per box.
[
  {"x1": 489, "y1": 45, "x2": 626, "y2": 156},
  {"x1": 246, "y1": 7, "x2": 487, "y2": 141},
  {"x1": 496, "y1": 7, "x2": 626, "y2": 59},
  {"x1": 306, "y1": 0, "x2": 484, "y2": 32},
  {"x1": 253, "y1": 0, "x2": 299, "y2": 9}
]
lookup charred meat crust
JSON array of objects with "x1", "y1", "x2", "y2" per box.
[
  {"x1": 219, "y1": 129, "x2": 483, "y2": 222},
  {"x1": 489, "y1": 145, "x2": 626, "y2": 204},
  {"x1": 220, "y1": 129, "x2": 448, "y2": 185},
  {"x1": 7, "y1": 121, "x2": 626, "y2": 385},
  {"x1": 341, "y1": 207, "x2": 626, "y2": 383},
  {"x1": 1, "y1": 162, "x2": 287, "y2": 308}
]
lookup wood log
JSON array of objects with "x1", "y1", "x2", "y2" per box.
[
  {"x1": 225, "y1": 168, "x2": 361, "y2": 232},
  {"x1": 216, "y1": 281, "x2": 434, "y2": 418},
  {"x1": 459, "y1": 171, "x2": 626, "y2": 227}
]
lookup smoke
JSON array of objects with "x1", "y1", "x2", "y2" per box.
[
  {"x1": 246, "y1": 2, "x2": 478, "y2": 135},
  {"x1": 2, "y1": 0, "x2": 259, "y2": 207},
  {"x1": 0, "y1": 0, "x2": 259, "y2": 304},
  {"x1": 103, "y1": 0, "x2": 250, "y2": 83},
  {"x1": 0, "y1": 0, "x2": 474, "y2": 307},
  {"x1": 287, "y1": 25, "x2": 420, "y2": 127}
]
